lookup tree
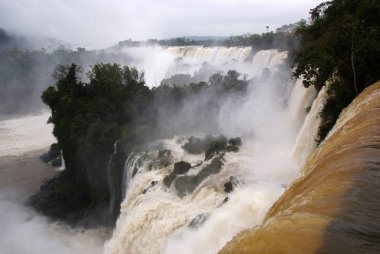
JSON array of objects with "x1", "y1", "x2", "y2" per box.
[
  {"x1": 37, "y1": 63, "x2": 153, "y2": 225},
  {"x1": 293, "y1": 0, "x2": 380, "y2": 142},
  {"x1": 293, "y1": 0, "x2": 380, "y2": 92}
]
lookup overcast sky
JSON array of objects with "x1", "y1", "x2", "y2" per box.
[{"x1": 0, "y1": 0, "x2": 322, "y2": 49}]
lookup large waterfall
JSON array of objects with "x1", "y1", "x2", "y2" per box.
[
  {"x1": 104, "y1": 47, "x2": 319, "y2": 254},
  {"x1": 219, "y1": 81, "x2": 380, "y2": 254},
  {"x1": 120, "y1": 46, "x2": 288, "y2": 87}
]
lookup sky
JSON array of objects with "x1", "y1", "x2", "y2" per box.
[{"x1": 0, "y1": 0, "x2": 323, "y2": 49}]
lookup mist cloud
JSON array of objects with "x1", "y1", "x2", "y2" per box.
[{"x1": 0, "y1": 0, "x2": 322, "y2": 48}]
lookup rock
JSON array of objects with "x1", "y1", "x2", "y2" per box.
[
  {"x1": 174, "y1": 154, "x2": 225, "y2": 197},
  {"x1": 205, "y1": 135, "x2": 227, "y2": 160},
  {"x1": 189, "y1": 213, "x2": 210, "y2": 229},
  {"x1": 143, "y1": 181, "x2": 158, "y2": 194},
  {"x1": 182, "y1": 135, "x2": 242, "y2": 160},
  {"x1": 182, "y1": 136, "x2": 208, "y2": 154},
  {"x1": 40, "y1": 143, "x2": 62, "y2": 166},
  {"x1": 222, "y1": 197, "x2": 229, "y2": 205},
  {"x1": 173, "y1": 161, "x2": 191, "y2": 175},
  {"x1": 158, "y1": 149, "x2": 171, "y2": 157},
  {"x1": 163, "y1": 174, "x2": 175, "y2": 187},
  {"x1": 224, "y1": 181, "x2": 233, "y2": 193},
  {"x1": 224, "y1": 176, "x2": 238, "y2": 193},
  {"x1": 163, "y1": 161, "x2": 191, "y2": 187}
]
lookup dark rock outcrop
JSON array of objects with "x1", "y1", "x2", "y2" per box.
[
  {"x1": 173, "y1": 161, "x2": 192, "y2": 175},
  {"x1": 205, "y1": 135, "x2": 227, "y2": 160},
  {"x1": 174, "y1": 154, "x2": 225, "y2": 197},
  {"x1": 189, "y1": 213, "x2": 210, "y2": 229},
  {"x1": 224, "y1": 176, "x2": 238, "y2": 193},
  {"x1": 224, "y1": 182, "x2": 233, "y2": 193},
  {"x1": 163, "y1": 161, "x2": 191, "y2": 187},
  {"x1": 40, "y1": 143, "x2": 62, "y2": 167},
  {"x1": 143, "y1": 181, "x2": 158, "y2": 194},
  {"x1": 182, "y1": 135, "x2": 242, "y2": 161},
  {"x1": 182, "y1": 136, "x2": 210, "y2": 154}
]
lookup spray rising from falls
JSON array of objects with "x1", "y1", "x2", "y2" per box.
[
  {"x1": 120, "y1": 46, "x2": 287, "y2": 87},
  {"x1": 219, "y1": 81, "x2": 380, "y2": 254},
  {"x1": 104, "y1": 48, "x2": 320, "y2": 254}
]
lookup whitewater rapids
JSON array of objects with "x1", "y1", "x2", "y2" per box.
[{"x1": 104, "y1": 48, "x2": 319, "y2": 254}]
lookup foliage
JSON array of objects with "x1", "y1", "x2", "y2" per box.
[
  {"x1": 293, "y1": 0, "x2": 380, "y2": 142},
  {"x1": 37, "y1": 63, "x2": 152, "y2": 225},
  {"x1": 35, "y1": 61, "x2": 249, "y2": 225}
]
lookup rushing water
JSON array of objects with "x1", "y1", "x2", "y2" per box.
[
  {"x1": 4, "y1": 46, "x2": 375, "y2": 254},
  {"x1": 0, "y1": 113, "x2": 108, "y2": 254},
  {"x1": 120, "y1": 46, "x2": 287, "y2": 86},
  {"x1": 104, "y1": 48, "x2": 318, "y2": 254},
  {"x1": 219, "y1": 81, "x2": 380, "y2": 254}
]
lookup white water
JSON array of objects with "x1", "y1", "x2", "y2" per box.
[
  {"x1": 0, "y1": 47, "x2": 323, "y2": 254},
  {"x1": 120, "y1": 46, "x2": 287, "y2": 86},
  {"x1": 0, "y1": 112, "x2": 55, "y2": 157},
  {"x1": 105, "y1": 48, "x2": 318, "y2": 254},
  {"x1": 292, "y1": 85, "x2": 328, "y2": 166}
]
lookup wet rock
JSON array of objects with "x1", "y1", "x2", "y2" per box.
[
  {"x1": 175, "y1": 154, "x2": 225, "y2": 197},
  {"x1": 143, "y1": 181, "x2": 158, "y2": 194},
  {"x1": 158, "y1": 149, "x2": 171, "y2": 157},
  {"x1": 182, "y1": 135, "x2": 242, "y2": 160},
  {"x1": 224, "y1": 176, "x2": 238, "y2": 193},
  {"x1": 221, "y1": 197, "x2": 229, "y2": 206},
  {"x1": 173, "y1": 161, "x2": 191, "y2": 175},
  {"x1": 182, "y1": 136, "x2": 208, "y2": 154},
  {"x1": 192, "y1": 160, "x2": 203, "y2": 168},
  {"x1": 163, "y1": 161, "x2": 191, "y2": 187},
  {"x1": 163, "y1": 174, "x2": 175, "y2": 187},
  {"x1": 189, "y1": 213, "x2": 210, "y2": 229},
  {"x1": 205, "y1": 135, "x2": 227, "y2": 160},
  {"x1": 40, "y1": 143, "x2": 62, "y2": 166},
  {"x1": 224, "y1": 182, "x2": 234, "y2": 193}
]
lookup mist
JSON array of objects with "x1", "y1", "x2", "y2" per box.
[
  {"x1": 0, "y1": 0, "x2": 322, "y2": 48},
  {"x1": 0, "y1": 1, "x2": 323, "y2": 253}
]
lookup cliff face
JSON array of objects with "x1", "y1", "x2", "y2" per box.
[{"x1": 219, "y1": 81, "x2": 380, "y2": 254}]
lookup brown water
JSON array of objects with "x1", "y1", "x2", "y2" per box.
[{"x1": 219, "y1": 81, "x2": 380, "y2": 254}]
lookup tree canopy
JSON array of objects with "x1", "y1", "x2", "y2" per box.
[
  {"x1": 293, "y1": 0, "x2": 380, "y2": 92},
  {"x1": 293, "y1": 0, "x2": 380, "y2": 142}
]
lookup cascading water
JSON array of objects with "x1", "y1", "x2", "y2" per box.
[
  {"x1": 291, "y1": 84, "x2": 327, "y2": 166},
  {"x1": 120, "y1": 46, "x2": 288, "y2": 87},
  {"x1": 104, "y1": 48, "x2": 318, "y2": 254},
  {"x1": 219, "y1": 81, "x2": 380, "y2": 254}
]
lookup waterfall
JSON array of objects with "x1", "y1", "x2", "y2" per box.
[
  {"x1": 291, "y1": 85, "x2": 328, "y2": 166},
  {"x1": 120, "y1": 46, "x2": 287, "y2": 87},
  {"x1": 219, "y1": 81, "x2": 380, "y2": 254},
  {"x1": 104, "y1": 48, "x2": 322, "y2": 254}
]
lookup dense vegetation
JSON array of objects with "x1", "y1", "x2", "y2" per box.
[
  {"x1": 293, "y1": 0, "x2": 380, "y2": 142},
  {"x1": 30, "y1": 64, "x2": 153, "y2": 225},
  {"x1": 31, "y1": 65, "x2": 249, "y2": 226}
]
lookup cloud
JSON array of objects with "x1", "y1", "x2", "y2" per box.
[{"x1": 0, "y1": 0, "x2": 322, "y2": 48}]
